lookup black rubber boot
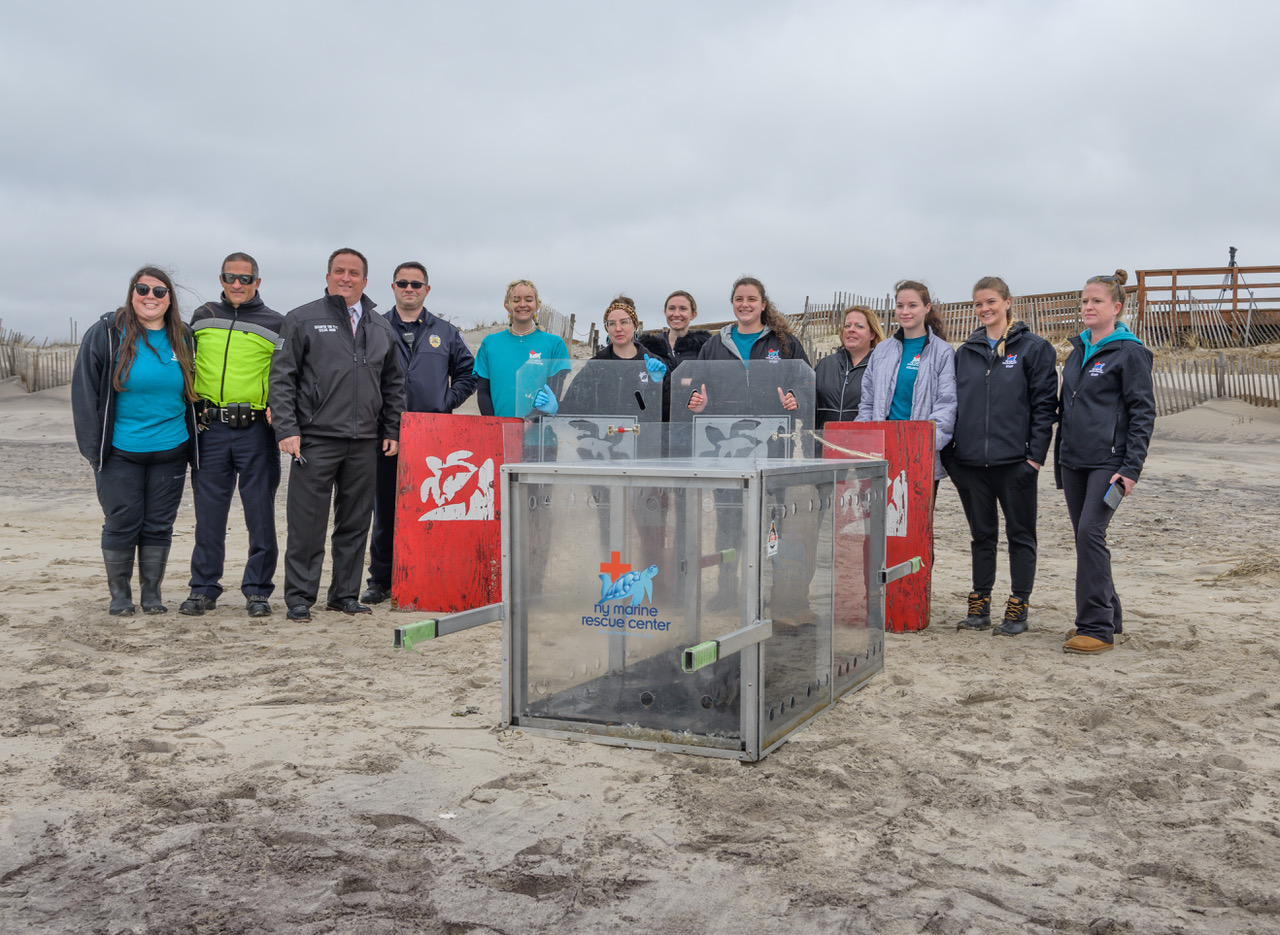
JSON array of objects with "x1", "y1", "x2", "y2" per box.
[
  {"x1": 993, "y1": 596, "x2": 1029, "y2": 636},
  {"x1": 138, "y1": 545, "x2": 170, "y2": 615},
  {"x1": 956, "y1": 591, "x2": 991, "y2": 630},
  {"x1": 103, "y1": 548, "x2": 135, "y2": 616}
]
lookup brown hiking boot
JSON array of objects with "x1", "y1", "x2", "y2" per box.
[{"x1": 1063, "y1": 635, "x2": 1114, "y2": 654}]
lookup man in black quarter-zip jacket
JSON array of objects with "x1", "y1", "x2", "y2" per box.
[{"x1": 269, "y1": 248, "x2": 406, "y2": 623}]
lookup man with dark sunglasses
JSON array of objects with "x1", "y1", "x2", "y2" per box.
[
  {"x1": 361, "y1": 262, "x2": 476, "y2": 605},
  {"x1": 180, "y1": 252, "x2": 285, "y2": 618},
  {"x1": 269, "y1": 248, "x2": 406, "y2": 623}
]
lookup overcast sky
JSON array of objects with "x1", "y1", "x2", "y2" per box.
[{"x1": 2, "y1": 0, "x2": 1276, "y2": 342}]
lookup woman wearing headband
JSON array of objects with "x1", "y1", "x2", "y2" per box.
[
  {"x1": 594, "y1": 295, "x2": 670, "y2": 379},
  {"x1": 72, "y1": 267, "x2": 198, "y2": 615},
  {"x1": 1055, "y1": 270, "x2": 1154, "y2": 655},
  {"x1": 946, "y1": 277, "x2": 1057, "y2": 637}
]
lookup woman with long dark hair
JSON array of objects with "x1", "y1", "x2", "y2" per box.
[
  {"x1": 72, "y1": 267, "x2": 198, "y2": 615},
  {"x1": 946, "y1": 277, "x2": 1058, "y2": 636},
  {"x1": 856, "y1": 280, "x2": 957, "y2": 484},
  {"x1": 1056, "y1": 270, "x2": 1154, "y2": 654}
]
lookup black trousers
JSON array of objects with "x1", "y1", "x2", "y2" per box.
[
  {"x1": 283, "y1": 436, "x2": 378, "y2": 609},
  {"x1": 949, "y1": 460, "x2": 1040, "y2": 601},
  {"x1": 366, "y1": 451, "x2": 398, "y2": 590},
  {"x1": 1060, "y1": 466, "x2": 1123, "y2": 642},
  {"x1": 189, "y1": 419, "x2": 281, "y2": 599},
  {"x1": 95, "y1": 445, "x2": 188, "y2": 550}
]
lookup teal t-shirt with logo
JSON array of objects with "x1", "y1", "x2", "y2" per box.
[
  {"x1": 888, "y1": 335, "x2": 926, "y2": 421},
  {"x1": 730, "y1": 326, "x2": 763, "y2": 365},
  {"x1": 113, "y1": 328, "x2": 189, "y2": 452},
  {"x1": 474, "y1": 328, "x2": 571, "y2": 417}
]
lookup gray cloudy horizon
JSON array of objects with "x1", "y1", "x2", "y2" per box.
[{"x1": 2, "y1": 0, "x2": 1276, "y2": 343}]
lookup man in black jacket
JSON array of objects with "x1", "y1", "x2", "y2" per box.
[
  {"x1": 361, "y1": 262, "x2": 476, "y2": 604},
  {"x1": 269, "y1": 248, "x2": 406, "y2": 622},
  {"x1": 180, "y1": 253, "x2": 285, "y2": 618}
]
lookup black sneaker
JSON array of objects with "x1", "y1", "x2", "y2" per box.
[
  {"x1": 360, "y1": 584, "x2": 390, "y2": 605},
  {"x1": 286, "y1": 605, "x2": 312, "y2": 623},
  {"x1": 246, "y1": 595, "x2": 272, "y2": 618},
  {"x1": 956, "y1": 592, "x2": 991, "y2": 630},
  {"x1": 993, "y1": 596, "x2": 1029, "y2": 636},
  {"x1": 179, "y1": 593, "x2": 217, "y2": 616},
  {"x1": 325, "y1": 598, "x2": 373, "y2": 615}
]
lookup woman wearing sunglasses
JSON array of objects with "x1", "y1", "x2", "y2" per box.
[
  {"x1": 1055, "y1": 269, "x2": 1154, "y2": 654},
  {"x1": 72, "y1": 267, "x2": 198, "y2": 615}
]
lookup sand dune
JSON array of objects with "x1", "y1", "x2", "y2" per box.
[{"x1": 1, "y1": 379, "x2": 1278, "y2": 933}]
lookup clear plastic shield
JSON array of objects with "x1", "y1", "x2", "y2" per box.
[
  {"x1": 670, "y1": 360, "x2": 816, "y2": 459},
  {"x1": 516, "y1": 359, "x2": 667, "y2": 462}
]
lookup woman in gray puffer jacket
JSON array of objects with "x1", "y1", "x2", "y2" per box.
[{"x1": 856, "y1": 280, "x2": 957, "y2": 481}]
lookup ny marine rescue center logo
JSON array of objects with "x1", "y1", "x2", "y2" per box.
[{"x1": 581, "y1": 551, "x2": 673, "y2": 637}]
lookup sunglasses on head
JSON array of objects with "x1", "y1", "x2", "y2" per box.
[
  {"x1": 221, "y1": 272, "x2": 256, "y2": 285},
  {"x1": 394, "y1": 280, "x2": 426, "y2": 290},
  {"x1": 134, "y1": 283, "x2": 169, "y2": 299}
]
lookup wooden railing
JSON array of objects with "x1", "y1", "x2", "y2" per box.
[{"x1": 1135, "y1": 266, "x2": 1280, "y2": 347}]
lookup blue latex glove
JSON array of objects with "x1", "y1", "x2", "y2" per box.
[
  {"x1": 533, "y1": 384, "x2": 558, "y2": 415},
  {"x1": 644, "y1": 354, "x2": 668, "y2": 383}
]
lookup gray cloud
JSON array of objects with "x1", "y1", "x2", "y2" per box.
[{"x1": 2, "y1": 0, "x2": 1276, "y2": 342}]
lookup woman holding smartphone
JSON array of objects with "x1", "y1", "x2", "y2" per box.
[
  {"x1": 947, "y1": 277, "x2": 1058, "y2": 636},
  {"x1": 1055, "y1": 270, "x2": 1155, "y2": 654}
]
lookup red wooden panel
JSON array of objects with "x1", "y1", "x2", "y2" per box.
[
  {"x1": 392, "y1": 413, "x2": 523, "y2": 612},
  {"x1": 824, "y1": 421, "x2": 935, "y2": 632}
]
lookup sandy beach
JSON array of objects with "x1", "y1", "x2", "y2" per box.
[{"x1": 1, "y1": 374, "x2": 1278, "y2": 934}]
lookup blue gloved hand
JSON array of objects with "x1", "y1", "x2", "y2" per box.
[
  {"x1": 644, "y1": 354, "x2": 668, "y2": 383},
  {"x1": 533, "y1": 384, "x2": 558, "y2": 415}
]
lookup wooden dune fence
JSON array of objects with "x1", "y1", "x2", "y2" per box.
[
  {"x1": 0, "y1": 331, "x2": 78, "y2": 393},
  {"x1": 1149, "y1": 353, "x2": 1280, "y2": 416}
]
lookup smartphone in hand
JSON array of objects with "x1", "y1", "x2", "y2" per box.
[{"x1": 1103, "y1": 479, "x2": 1125, "y2": 510}]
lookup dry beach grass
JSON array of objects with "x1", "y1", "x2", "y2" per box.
[{"x1": 1, "y1": 377, "x2": 1278, "y2": 934}]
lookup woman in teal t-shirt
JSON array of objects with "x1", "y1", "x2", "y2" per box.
[
  {"x1": 71, "y1": 267, "x2": 196, "y2": 616},
  {"x1": 473, "y1": 279, "x2": 570, "y2": 417},
  {"x1": 855, "y1": 279, "x2": 957, "y2": 484}
]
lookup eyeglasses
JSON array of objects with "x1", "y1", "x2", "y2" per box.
[
  {"x1": 394, "y1": 280, "x2": 426, "y2": 290},
  {"x1": 134, "y1": 283, "x2": 169, "y2": 299},
  {"x1": 221, "y1": 272, "x2": 256, "y2": 285}
]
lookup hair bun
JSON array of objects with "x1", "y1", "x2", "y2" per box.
[{"x1": 1113, "y1": 269, "x2": 1129, "y2": 286}]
